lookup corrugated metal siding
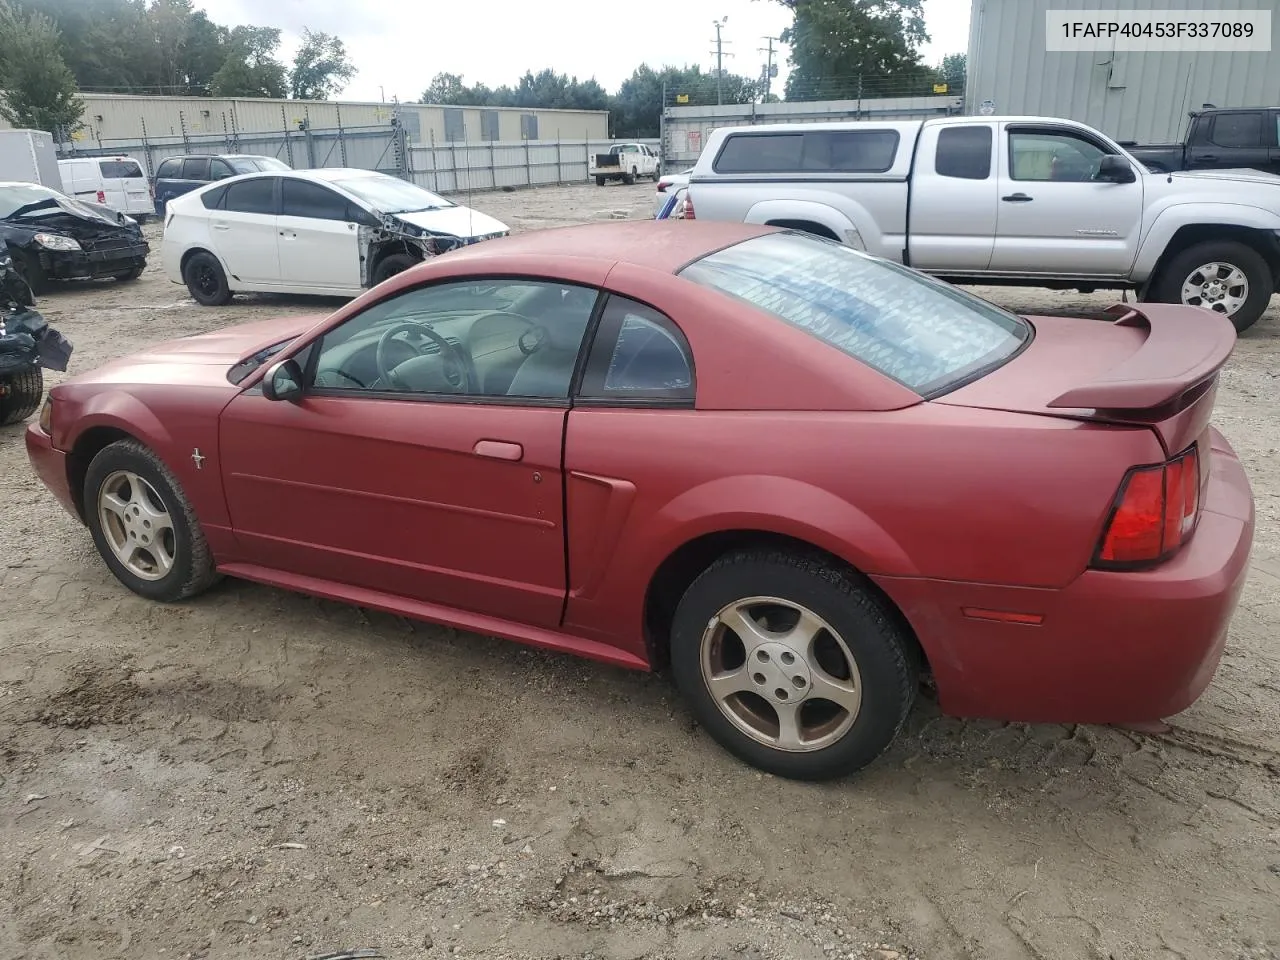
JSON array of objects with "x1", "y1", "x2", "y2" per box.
[{"x1": 966, "y1": 0, "x2": 1280, "y2": 143}]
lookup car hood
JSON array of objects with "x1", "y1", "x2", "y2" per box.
[
  {"x1": 4, "y1": 195, "x2": 139, "y2": 241},
  {"x1": 390, "y1": 204, "x2": 508, "y2": 240},
  {"x1": 1166, "y1": 167, "x2": 1280, "y2": 187},
  {"x1": 61, "y1": 314, "x2": 325, "y2": 388}
]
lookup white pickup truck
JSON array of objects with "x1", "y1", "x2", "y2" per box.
[
  {"x1": 590, "y1": 143, "x2": 660, "y2": 186},
  {"x1": 685, "y1": 115, "x2": 1280, "y2": 331}
]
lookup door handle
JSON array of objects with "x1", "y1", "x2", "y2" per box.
[
  {"x1": 473, "y1": 440, "x2": 523, "y2": 461},
  {"x1": 212, "y1": 222, "x2": 230, "y2": 230},
  {"x1": 1199, "y1": 154, "x2": 1217, "y2": 161},
  {"x1": 1001, "y1": 193, "x2": 1033, "y2": 202}
]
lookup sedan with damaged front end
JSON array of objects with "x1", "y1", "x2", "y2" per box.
[
  {"x1": 160, "y1": 167, "x2": 509, "y2": 305},
  {"x1": 1, "y1": 181, "x2": 150, "y2": 294}
]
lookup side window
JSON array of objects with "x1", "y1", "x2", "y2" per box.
[
  {"x1": 310, "y1": 279, "x2": 599, "y2": 401},
  {"x1": 1209, "y1": 113, "x2": 1263, "y2": 148},
  {"x1": 713, "y1": 131, "x2": 898, "y2": 174},
  {"x1": 155, "y1": 158, "x2": 180, "y2": 179},
  {"x1": 936, "y1": 126, "x2": 993, "y2": 179},
  {"x1": 1009, "y1": 130, "x2": 1108, "y2": 182},
  {"x1": 100, "y1": 159, "x2": 144, "y2": 179},
  {"x1": 223, "y1": 177, "x2": 276, "y2": 215},
  {"x1": 281, "y1": 179, "x2": 352, "y2": 220},
  {"x1": 181, "y1": 157, "x2": 211, "y2": 180},
  {"x1": 714, "y1": 133, "x2": 803, "y2": 173},
  {"x1": 210, "y1": 159, "x2": 235, "y2": 180},
  {"x1": 578, "y1": 296, "x2": 694, "y2": 403},
  {"x1": 201, "y1": 184, "x2": 228, "y2": 209}
]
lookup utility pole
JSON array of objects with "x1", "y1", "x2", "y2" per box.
[
  {"x1": 710, "y1": 16, "x2": 731, "y2": 105},
  {"x1": 758, "y1": 35, "x2": 779, "y2": 101}
]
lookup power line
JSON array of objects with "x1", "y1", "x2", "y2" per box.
[{"x1": 757, "y1": 36, "x2": 779, "y2": 100}]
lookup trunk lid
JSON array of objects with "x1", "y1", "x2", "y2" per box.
[{"x1": 935, "y1": 303, "x2": 1236, "y2": 456}]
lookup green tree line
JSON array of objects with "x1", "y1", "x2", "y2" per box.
[{"x1": 0, "y1": 0, "x2": 963, "y2": 140}]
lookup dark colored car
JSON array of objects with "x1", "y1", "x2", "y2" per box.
[
  {"x1": 24, "y1": 221, "x2": 1255, "y2": 781},
  {"x1": 1123, "y1": 106, "x2": 1280, "y2": 175},
  {"x1": 152, "y1": 154, "x2": 292, "y2": 215},
  {"x1": 0, "y1": 181, "x2": 149, "y2": 294}
]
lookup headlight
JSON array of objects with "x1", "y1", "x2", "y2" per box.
[
  {"x1": 34, "y1": 233, "x2": 81, "y2": 252},
  {"x1": 38, "y1": 396, "x2": 53, "y2": 433}
]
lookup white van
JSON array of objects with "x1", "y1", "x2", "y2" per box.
[{"x1": 57, "y1": 155, "x2": 156, "y2": 221}]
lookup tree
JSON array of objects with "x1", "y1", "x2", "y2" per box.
[
  {"x1": 775, "y1": 0, "x2": 935, "y2": 100},
  {"x1": 612, "y1": 64, "x2": 758, "y2": 138},
  {"x1": 209, "y1": 25, "x2": 286, "y2": 98},
  {"x1": 290, "y1": 27, "x2": 356, "y2": 100},
  {"x1": 421, "y1": 72, "x2": 494, "y2": 106},
  {"x1": 19, "y1": 0, "x2": 150, "y2": 92},
  {"x1": 938, "y1": 51, "x2": 966, "y2": 95},
  {"x1": 0, "y1": 0, "x2": 85, "y2": 134}
]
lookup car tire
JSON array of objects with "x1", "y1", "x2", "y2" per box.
[
  {"x1": 669, "y1": 549, "x2": 919, "y2": 781},
  {"x1": 595, "y1": 176, "x2": 606, "y2": 186},
  {"x1": 0, "y1": 367, "x2": 43, "y2": 426},
  {"x1": 1149, "y1": 239, "x2": 1274, "y2": 333},
  {"x1": 83, "y1": 439, "x2": 220, "y2": 603},
  {"x1": 12, "y1": 252, "x2": 48, "y2": 296},
  {"x1": 624, "y1": 168, "x2": 637, "y2": 185},
  {"x1": 114, "y1": 265, "x2": 145, "y2": 282},
  {"x1": 371, "y1": 253, "x2": 419, "y2": 286},
  {"x1": 182, "y1": 251, "x2": 232, "y2": 306}
]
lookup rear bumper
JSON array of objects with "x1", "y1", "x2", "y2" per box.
[
  {"x1": 873, "y1": 427, "x2": 1255, "y2": 724},
  {"x1": 25, "y1": 423, "x2": 80, "y2": 521},
  {"x1": 39, "y1": 241, "x2": 148, "y2": 281}
]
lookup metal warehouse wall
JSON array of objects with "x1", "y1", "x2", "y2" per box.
[
  {"x1": 0, "y1": 93, "x2": 608, "y2": 147},
  {"x1": 966, "y1": 0, "x2": 1280, "y2": 143}
]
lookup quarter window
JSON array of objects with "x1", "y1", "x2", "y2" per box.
[
  {"x1": 281, "y1": 179, "x2": 352, "y2": 220},
  {"x1": 713, "y1": 130, "x2": 899, "y2": 174},
  {"x1": 935, "y1": 126, "x2": 992, "y2": 180},
  {"x1": 310, "y1": 279, "x2": 599, "y2": 401},
  {"x1": 1009, "y1": 130, "x2": 1108, "y2": 181},
  {"x1": 578, "y1": 297, "x2": 694, "y2": 402},
  {"x1": 223, "y1": 177, "x2": 276, "y2": 215}
]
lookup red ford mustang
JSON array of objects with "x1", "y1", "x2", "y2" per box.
[{"x1": 25, "y1": 221, "x2": 1255, "y2": 780}]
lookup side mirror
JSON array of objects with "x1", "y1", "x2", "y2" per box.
[
  {"x1": 262, "y1": 358, "x2": 304, "y2": 401},
  {"x1": 1096, "y1": 155, "x2": 1137, "y2": 183}
]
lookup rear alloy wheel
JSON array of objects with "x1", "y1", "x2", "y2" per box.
[
  {"x1": 84, "y1": 439, "x2": 220, "y2": 602},
  {"x1": 1151, "y1": 240, "x2": 1273, "y2": 333},
  {"x1": 0, "y1": 367, "x2": 44, "y2": 426},
  {"x1": 670, "y1": 550, "x2": 918, "y2": 780},
  {"x1": 182, "y1": 251, "x2": 231, "y2": 306}
]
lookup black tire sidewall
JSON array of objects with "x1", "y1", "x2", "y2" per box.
[
  {"x1": 0, "y1": 367, "x2": 43, "y2": 425},
  {"x1": 670, "y1": 555, "x2": 916, "y2": 780},
  {"x1": 372, "y1": 253, "x2": 418, "y2": 286},
  {"x1": 183, "y1": 252, "x2": 230, "y2": 306},
  {"x1": 1155, "y1": 240, "x2": 1273, "y2": 333},
  {"x1": 84, "y1": 443, "x2": 200, "y2": 602}
]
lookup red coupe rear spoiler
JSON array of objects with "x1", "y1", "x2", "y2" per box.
[{"x1": 1045, "y1": 303, "x2": 1237, "y2": 411}]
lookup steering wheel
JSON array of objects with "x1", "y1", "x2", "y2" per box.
[{"x1": 375, "y1": 321, "x2": 473, "y2": 392}]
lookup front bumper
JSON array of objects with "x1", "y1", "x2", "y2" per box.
[
  {"x1": 38, "y1": 238, "x2": 149, "y2": 281},
  {"x1": 25, "y1": 422, "x2": 80, "y2": 521},
  {"x1": 873, "y1": 427, "x2": 1255, "y2": 725}
]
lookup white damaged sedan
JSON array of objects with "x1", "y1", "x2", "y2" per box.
[{"x1": 161, "y1": 167, "x2": 509, "y2": 304}]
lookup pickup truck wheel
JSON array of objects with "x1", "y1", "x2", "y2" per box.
[
  {"x1": 624, "y1": 168, "x2": 636, "y2": 185},
  {"x1": 669, "y1": 549, "x2": 919, "y2": 781},
  {"x1": 1151, "y1": 240, "x2": 1273, "y2": 333},
  {"x1": 595, "y1": 176, "x2": 606, "y2": 186}
]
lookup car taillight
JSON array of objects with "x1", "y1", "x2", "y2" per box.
[
  {"x1": 657, "y1": 181, "x2": 668, "y2": 192},
  {"x1": 682, "y1": 192, "x2": 695, "y2": 219},
  {"x1": 97, "y1": 190, "x2": 106, "y2": 204},
  {"x1": 1094, "y1": 444, "x2": 1201, "y2": 568}
]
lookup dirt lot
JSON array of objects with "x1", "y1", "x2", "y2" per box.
[{"x1": 1, "y1": 181, "x2": 1277, "y2": 960}]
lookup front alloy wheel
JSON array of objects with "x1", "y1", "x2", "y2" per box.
[{"x1": 97, "y1": 469, "x2": 177, "y2": 581}]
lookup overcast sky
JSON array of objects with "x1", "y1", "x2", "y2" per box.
[{"x1": 193, "y1": 0, "x2": 971, "y2": 103}]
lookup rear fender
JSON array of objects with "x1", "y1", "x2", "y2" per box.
[{"x1": 744, "y1": 199, "x2": 867, "y2": 250}]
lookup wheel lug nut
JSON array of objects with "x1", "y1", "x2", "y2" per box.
[{"x1": 775, "y1": 688, "x2": 788, "y2": 700}]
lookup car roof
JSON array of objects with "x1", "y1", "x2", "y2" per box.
[{"x1": 438, "y1": 220, "x2": 777, "y2": 274}]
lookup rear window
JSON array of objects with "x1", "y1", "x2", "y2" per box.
[
  {"x1": 713, "y1": 129, "x2": 900, "y2": 174},
  {"x1": 678, "y1": 232, "x2": 1030, "y2": 396},
  {"x1": 100, "y1": 159, "x2": 143, "y2": 179}
]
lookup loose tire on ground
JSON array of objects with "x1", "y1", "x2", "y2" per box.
[
  {"x1": 182, "y1": 251, "x2": 232, "y2": 306},
  {"x1": 1148, "y1": 239, "x2": 1274, "y2": 333},
  {"x1": 669, "y1": 548, "x2": 919, "y2": 781},
  {"x1": 83, "y1": 439, "x2": 221, "y2": 603},
  {"x1": 0, "y1": 367, "x2": 43, "y2": 426},
  {"x1": 371, "y1": 253, "x2": 419, "y2": 286}
]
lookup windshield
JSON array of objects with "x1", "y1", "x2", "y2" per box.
[
  {"x1": 328, "y1": 175, "x2": 454, "y2": 213},
  {"x1": 679, "y1": 232, "x2": 1030, "y2": 396},
  {"x1": 229, "y1": 156, "x2": 291, "y2": 173}
]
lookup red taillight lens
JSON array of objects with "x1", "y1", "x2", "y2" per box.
[
  {"x1": 97, "y1": 190, "x2": 106, "y2": 204},
  {"x1": 682, "y1": 193, "x2": 695, "y2": 219},
  {"x1": 1095, "y1": 444, "x2": 1202, "y2": 568}
]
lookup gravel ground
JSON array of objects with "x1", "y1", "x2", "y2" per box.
[{"x1": 1, "y1": 181, "x2": 1277, "y2": 960}]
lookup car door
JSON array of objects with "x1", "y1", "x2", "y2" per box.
[
  {"x1": 276, "y1": 178, "x2": 363, "y2": 292},
  {"x1": 207, "y1": 175, "x2": 282, "y2": 286},
  {"x1": 906, "y1": 121, "x2": 997, "y2": 272},
  {"x1": 217, "y1": 276, "x2": 602, "y2": 627},
  {"x1": 1186, "y1": 111, "x2": 1271, "y2": 173},
  {"x1": 989, "y1": 123, "x2": 1144, "y2": 277},
  {"x1": 99, "y1": 158, "x2": 151, "y2": 216}
]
